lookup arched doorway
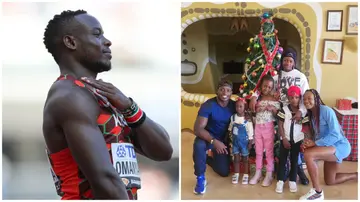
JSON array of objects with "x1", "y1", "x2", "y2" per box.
[{"x1": 180, "y1": 2, "x2": 322, "y2": 132}]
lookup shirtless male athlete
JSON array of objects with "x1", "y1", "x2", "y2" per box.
[{"x1": 42, "y1": 10, "x2": 173, "y2": 200}]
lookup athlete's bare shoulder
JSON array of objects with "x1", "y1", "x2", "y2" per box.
[
  {"x1": 42, "y1": 79, "x2": 100, "y2": 144},
  {"x1": 44, "y1": 79, "x2": 99, "y2": 120}
]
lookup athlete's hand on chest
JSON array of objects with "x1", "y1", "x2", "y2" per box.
[{"x1": 81, "y1": 77, "x2": 132, "y2": 110}]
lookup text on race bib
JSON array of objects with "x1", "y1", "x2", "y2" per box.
[{"x1": 111, "y1": 143, "x2": 141, "y2": 189}]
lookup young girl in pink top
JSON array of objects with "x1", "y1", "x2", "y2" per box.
[{"x1": 249, "y1": 74, "x2": 280, "y2": 186}]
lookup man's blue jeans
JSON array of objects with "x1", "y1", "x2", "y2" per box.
[{"x1": 193, "y1": 137, "x2": 230, "y2": 177}]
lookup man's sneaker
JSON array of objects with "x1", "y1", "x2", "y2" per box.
[
  {"x1": 299, "y1": 188, "x2": 324, "y2": 200},
  {"x1": 275, "y1": 180, "x2": 284, "y2": 193},
  {"x1": 289, "y1": 181, "x2": 297, "y2": 192},
  {"x1": 194, "y1": 175, "x2": 207, "y2": 195},
  {"x1": 232, "y1": 173, "x2": 239, "y2": 184}
]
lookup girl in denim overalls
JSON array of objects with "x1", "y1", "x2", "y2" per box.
[{"x1": 229, "y1": 98, "x2": 254, "y2": 184}]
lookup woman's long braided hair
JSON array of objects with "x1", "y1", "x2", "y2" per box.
[{"x1": 305, "y1": 89, "x2": 325, "y2": 138}]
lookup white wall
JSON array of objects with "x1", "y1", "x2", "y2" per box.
[
  {"x1": 2, "y1": 2, "x2": 180, "y2": 157},
  {"x1": 2, "y1": 2, "x2": 180, "y2": 200}
]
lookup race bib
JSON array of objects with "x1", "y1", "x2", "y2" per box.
[{"x1": 111, "y1": 143, "x2": 141, "y2": 189}]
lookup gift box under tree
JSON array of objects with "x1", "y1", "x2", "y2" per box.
[{"x1": 333, "y1": 107, "x2": 358, "y2": 161}]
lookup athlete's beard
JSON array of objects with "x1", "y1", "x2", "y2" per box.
[
  {"x1": 91, "y1": 60, "x2": 111, "y2": 73},
  {"x1": 82, "y1": 58, "x2": 112, "y2": 74}
]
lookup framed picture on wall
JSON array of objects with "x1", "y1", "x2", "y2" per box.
[
  {"x1": 346, "y1": 5, "x2": 358, "y2": 35},
  {"x1": 321, "y1": 39, "x2": 344, "y2": 65},
  {"x1": 326, "y1": 10, "x2": 343, "y2": 31}
]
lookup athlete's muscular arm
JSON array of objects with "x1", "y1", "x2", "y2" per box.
[
  {"x1": 194, "y1": 116, "x2": 228, "y2": 154},
  {"x1": 130, "y1": 117, "x2": 173, "y2": 161},
  {"x1": 50, "y1": 87, "x2": 129, "y2": 199},
  {"x1": 194, "y1": 116, "x2": 213, "y2": 142}
]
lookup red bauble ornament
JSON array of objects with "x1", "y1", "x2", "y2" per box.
[
  {"x1": 252, "y1": 72, "x2": 257, "y2": 77},
  {"x1": 240, "y1": 85, "x2": 244, "y2": 89},
  {"x1": 250, "y1": 61, "x2": 255, "y2": 66},
  {"x1": 270, "y1": 70, "x2": 277, "y2": 77}
]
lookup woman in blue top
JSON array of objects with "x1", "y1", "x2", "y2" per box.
[{"x1": 299, "y1": 89, "x2": 358, "y2": 200}]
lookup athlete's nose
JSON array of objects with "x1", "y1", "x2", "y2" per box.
[{"x1": 104, "y1": 36, "x2": 112, "y2": 47}]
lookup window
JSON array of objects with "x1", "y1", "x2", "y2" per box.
[{"x1": 181, "y1": 60, "x2": 197, "y2": 76}]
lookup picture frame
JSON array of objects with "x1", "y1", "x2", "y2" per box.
[
  {"x1": 346, "y1": 5, "x2": 358, "y2": 35},
  {"x1": 326, "y1": 10, "x2": 343, "y2": 31},
  {"x1": 321, "y1": 39, "x2": 344, "y2": 65}
]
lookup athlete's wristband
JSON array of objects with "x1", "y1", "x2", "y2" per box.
[
  {"x1": 120, "y1": 98, "x2": 146, "y2": 128},
  {"x1": 120, "y1": 98, "x2": 137, "y2": 116},
  {"x1": 125, "y1": 110, "x2": 146, "y2": 128}
]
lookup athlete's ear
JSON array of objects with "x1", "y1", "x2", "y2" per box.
[{"x1": 63, "y1": 35, "x2": 77, "y2": 50}]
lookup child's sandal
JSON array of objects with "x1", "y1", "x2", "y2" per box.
[
  {"x1": 242, "y1": 175, "x2": 249, "y2": 185},
  {"x1": 232, "y1": 174, "x2": 239, "y2": 184}
]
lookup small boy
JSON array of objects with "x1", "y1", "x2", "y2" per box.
[
  {"x1": 228, "y1": 98, "x2": 254, "y2": 184},
  {"x1": 275, "y1": 86, "x2": 309, "y2": 193}
]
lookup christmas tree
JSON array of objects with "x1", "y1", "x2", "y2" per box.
[{"x1": 239, "y1": 11, "x2": 284, "y2": 99}]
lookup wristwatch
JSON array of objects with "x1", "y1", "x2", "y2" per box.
[{"x1": 210, "y1": 138, "x2": 215, "y2": 144}]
